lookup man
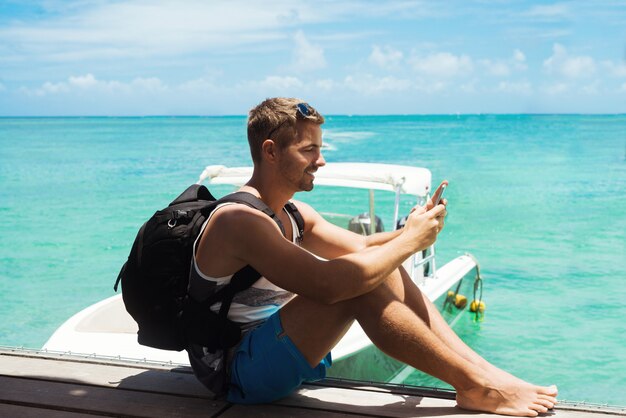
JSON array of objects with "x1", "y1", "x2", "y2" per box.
[{"x1": 191, "y1": 98, "x2": 558, "y2": 416}]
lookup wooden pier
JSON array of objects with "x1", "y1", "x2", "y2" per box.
[{"x1": 1, "y1": 347, "x2": 623, "y2": 417}]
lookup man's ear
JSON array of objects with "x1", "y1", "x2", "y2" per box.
[{"x1": 261, "y1": 139, "x2": 278, "y2": 163}]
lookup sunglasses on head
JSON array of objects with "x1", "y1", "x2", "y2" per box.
[
  {"x1": 296, "y1": 102, "x2": 313, "y2": 118},
  {"x1": 267, "y1": 103, "x2": 313, "y2": 139}
]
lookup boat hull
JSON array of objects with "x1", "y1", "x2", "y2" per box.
[{"x1": 43, "y1": 255, "x2": 479, "y2": 372}]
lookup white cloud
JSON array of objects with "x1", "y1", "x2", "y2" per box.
[
  {"x1": 481, "y1": 60, "x2": 511, "y2": 77},
  {"x1": 5, "y1": 1, "x2": 434, "y2": 64},
  {"x1": 252, "y1": 76, "x2": 304, "y2": 90},
  {"x1": 68, "y1": 74, "x2": 98, "y2": 88},
  {"x1": 22, "y1": 74, "x2": 167, "y2": 96},
  {"x1": 497, "y1": 81, "x2": 532, "y2": 95},
  {"x1": 581, "y1": 80, "x2": 601, "y2": 94},
  {"x1": 131, "y1": 77, "x2": 167, "y2": 92},
  {"x1": 409, "y1": 52, "x2": 473, "y2": 78},
  {"x1": 26, "y1": 81, "x2": 69, "y2": 96},
  {"x1": 314, "y1": 79, "x2": 335, "y2": 91},
  {"x1": 512, "y1": 49, "x2": 528, "y2": 71},
  {"x1": 524, "y1": 4, "x2": 569, "y2": 19},
  {"x1": 602, "y1": 60, "x2": 626, "y2": 77},
  {"x1": 344, "y1": 74, "x2": 411, "y2": 94},
  {"x1": 179, "y1": 78, "x2": 217, "y2": 93},
  {"x1": 368, "y1": 45, "x2": 404, "y2": 69},
  {"x1": 0, "y1": 1, "x2": 318, "y2": 62},
  {"x1": 0, "y1": 82, "x2": 6, "y2": 92},
  {"x1": 543, "y1": 43, "x2": 595, "y2": 78},
  {"x1": 460, "y1": 80, "x2": 478, "y2": 93},
  {"x1": 545, "y1": 82, "x2": 569, "y2": 95},
  {"x1": 292, "y1": 30, "x2": 326, "y2": 72},
  {"x1": 620, "y1": 82, "x2": 626, "y2": 93},
  {"x1": 413, "y1": 79, "x2": 447, "y2": 93},
  {"x1": 480, "y1": 49, "x2": 528, "y2": 77}
]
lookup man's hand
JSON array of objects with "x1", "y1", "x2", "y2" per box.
[
  {"x1": 403, "y1": 203, "x2": 447, "y2": 251},
  {"x1": 426, "y1": 180, "x2": 448, "y2": 211}
]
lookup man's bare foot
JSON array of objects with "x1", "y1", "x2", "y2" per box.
[
  {"x1": 456, "y1": 374, "x2": 558, "y2": 417},
  {"x1": 489, "y1": 366, "x2": 556, "y2": 404}
]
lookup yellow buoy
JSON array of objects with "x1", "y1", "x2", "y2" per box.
[
  {"x1": 470, "y1": 300, "x2": 486, "y2": 313},
  {"x1": 454, "y1": 294, "x2": 467, "y2": 309}
]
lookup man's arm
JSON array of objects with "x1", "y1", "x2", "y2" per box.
[
  {"x1": 208, "y1": 203, "x2": 445, "y2": 305},
  {"x1": 294, "y1": 200, "x2": 402, "y2": 259},
  {"x1": 294, "y1": 196, "x2": 447, "y2": 260}
]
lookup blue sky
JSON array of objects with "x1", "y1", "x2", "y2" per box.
[{"x1": 1, "y1": 0, "x2": 626, "y2": 115}]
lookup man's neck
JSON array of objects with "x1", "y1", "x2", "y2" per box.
[{"x1": 242, "y1": 171, "x2": 294, "y2": 215}]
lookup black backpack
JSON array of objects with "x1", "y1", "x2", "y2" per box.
[{"x1": 114, "y1": 183, "x2": 304, "y2": 353}]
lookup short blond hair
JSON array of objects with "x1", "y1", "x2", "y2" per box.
[{"x1": 247, "y1": 98, "x2": 324, "y2": 163}]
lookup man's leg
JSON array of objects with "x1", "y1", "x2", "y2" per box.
[
  {"x1": 279, "y1": 268, "x2": 557, "y2": 417},
  {"x1": 398, "y1": 268, "x2": 530, "y2": 375},
  {"x1": 396, "y1": 267, "x2": 558, "y2": 410}
]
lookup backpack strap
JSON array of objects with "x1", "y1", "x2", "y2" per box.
[
  {"x1": 204, "y1": 266, "x2": 260, "y2": 306},
  {"x1": 211, "y1": 265, "x2": 261, "y2": 348},
  {"x1": 284, "y1": 201, "x2": 305, "y2": 243},
  {"x1": 215, "y1": 192, "x2": 305, "y2": 242},
  {"x1": 184, "y1": 265, "x2": 263, "y2": 349},
  {"x1": 208, "y1": 191, "x2": 287, "y2": 236}
]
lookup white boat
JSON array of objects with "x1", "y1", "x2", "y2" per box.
[{"x1": 44, "y1": 162, "x2": 482, "y2": 382}]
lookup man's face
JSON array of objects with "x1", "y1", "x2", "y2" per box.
[{"x1": 277, "y1": 121, "x2": 325, "y2": 192}]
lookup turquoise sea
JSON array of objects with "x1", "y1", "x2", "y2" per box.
[{"x1": 1, "y1": 115, "x2": 625, "y2": 405}]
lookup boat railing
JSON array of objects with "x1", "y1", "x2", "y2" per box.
[
  {"x1": 404, "y1": 245, "x2": 437, "y2": 286},
  {"x1": 400, "y1": 195, "x2": 439, "y2": 284}
]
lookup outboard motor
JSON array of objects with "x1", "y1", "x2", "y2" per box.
[
  {"x1": 396, "y1": 215, "x2": 408, "y2": 230},
  {"x1": 348, "y1": 213, "x2": 384, "y2": 235}
]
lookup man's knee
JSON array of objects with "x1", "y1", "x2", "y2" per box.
[{"x1": 351, "y1": 268, "x2": 406, "y2": 309}]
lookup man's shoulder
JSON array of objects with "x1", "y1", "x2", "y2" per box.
[
  {"x1": 198, "y1": 201, "x2": 283, "y2": 254},
  {"x1": 291, "y1": 199, "x2": 325, "y2": 224},
  {"x1": 211, "y1": 201, "x2": 271, "y2": 225},
  {"x1": 290, "y1": 199, "x2": 319, "y2": 218},
  {"x1": 210, "y1": 201, "x2": 291, "y2": 243}
]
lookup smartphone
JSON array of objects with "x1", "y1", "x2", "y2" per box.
[{"x1": 431, "y1": 183, "x2": 447, "y2": 206}]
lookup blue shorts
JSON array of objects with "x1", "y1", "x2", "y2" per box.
[{"x1": 227, "y1": 311, "x2": 332, "y2": 404}]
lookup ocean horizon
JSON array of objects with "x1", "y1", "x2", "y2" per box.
[
  {"x1": 2, "y1": 112, "x2": 626, "y2": 118},
  {"x1": 1, "y1": 114, "x2": 624, "y2": 405}
]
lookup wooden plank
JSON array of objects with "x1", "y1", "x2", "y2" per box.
[
  {"x1": 224, "y1": 403, "x2": 371, "y2": 417},
  {"x1": 0, "y1": 351, "x2": 210, "y2": 398},
  {"x1": 0, "y1": 375, "x2": 226, "y2": 418},
  {"x1": 554, "y1": 411, "x2": 626, "y2": 418},
  {"x1": 276, "y1": 384, "x2": 625, "y2": 418},
  {"x1": 1, "y1": 350, "x2": 623, "y2": 418},
  {"x1": 275, "y1": 384, "x2": 481, "y2": 418},
  {"x1": 0, "y1": 402, "x2": 98, "y2": 418}
]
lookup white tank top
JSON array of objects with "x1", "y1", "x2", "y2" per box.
[{"x1": 189, "y1": 202, "x2": 299, "y2": 326}]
